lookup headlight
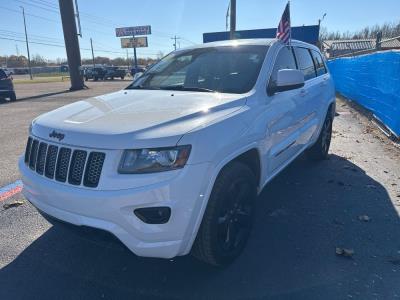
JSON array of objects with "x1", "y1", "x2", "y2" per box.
[{"x1": 118, "y1": 145, "x2": 191, "y2": 174}]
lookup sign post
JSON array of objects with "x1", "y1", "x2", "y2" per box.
[
  {"x1": 133, "y1": 34, "x2": 137, "y2": 69},
  {"x1": 115, "y1": 26, "x2": 151, "y2": 70}
]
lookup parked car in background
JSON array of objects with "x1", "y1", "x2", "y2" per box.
[
  {"x1": 84, "y1": 66, "x2": 107, "y2": 81},
  {"x1": 0, "y1": 68, "x2": 16, "y2": 101},
  {"x1": 130, "y1": 66, "x2": 146, "y2": 76},
  {"x1": 20, "y1": 39, "x2": 335, "y2": 266},
  {"x1": 104, "y1": 66, "x2": 126, "y2": 80}
]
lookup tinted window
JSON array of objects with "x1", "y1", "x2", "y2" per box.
[
  {"x1": 311, "y1": 50, "x2": 327, "y2": 76},
  {"x1": 127, "y1": 45, "x2": 269, "y2": 94},
  {"x1": 269, "y1": 46, "x2": 297, "y2": 88},
  {"x1": 294, "y1": 47, "x2": 316, "y2": 81},
  {"x1": 0, "y1": 70, "x2": 7, "y2": 79}
]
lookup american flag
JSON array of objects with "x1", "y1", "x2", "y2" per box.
[{"x1": 276, "y1": 2, "x2": 291, "y2": 44}]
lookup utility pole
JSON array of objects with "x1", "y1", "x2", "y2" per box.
[
  {"x1": 59, "y1": 0, "x2": 84, "y2": 90},
  {"x1": 229, "y1": 0, "x2": 236, "y2": 40},
  {"x1": 171, "y1": 35, "x2": 181, "y2": 50},
  {"x1": 20, "y1": 6, "x2": 32, "y2": 80},
  {"x1": 126, "y1": 49, "x2": 129, "y2": 69},
  {"x1": 90, "y1": 38, "x2": 95, "y2": 68}
]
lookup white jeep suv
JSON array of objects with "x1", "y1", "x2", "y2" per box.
[{"x1": 20, "y1": 39, "x2": 335, "y2": 266}]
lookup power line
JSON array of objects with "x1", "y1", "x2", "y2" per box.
[
  {"x1": 0, "y1": 36, "x2": 64, "y2": 48},
  {"x1": 0, "y1": 36, "x2": 160, "y2": 56},
  {"x1": 0, "y1": 5, "x2": 115, "y2": 38},
  {"x1": 9, "y1": 1, "x2": 197, "y2": 45},
  {"x1": 0, "y1": 5, "x2": 59, "y2": 23},
  {"x1": 5, "y1": 1, "x2": 192, "y2": 56},
  {"x1": 0, "y1": 29, "x2": 65, "y2": 42},
  {"x1": 14, "y1": 0, "x2": 59, "y2": 13},
  {"x1": 180, "y1": 37, "x2": 197, "y2": 45},
  {"x1": 29, "y1": 0, "x2": 59, "y2": 9}
]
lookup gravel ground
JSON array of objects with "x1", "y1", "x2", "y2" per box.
[{"x1": 0, "y1": 83, "x2": 399, "y2": 299}]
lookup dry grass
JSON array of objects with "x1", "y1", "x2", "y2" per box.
[{"x1": 13, "y1": 76, "x2": 69, "y2": 84}]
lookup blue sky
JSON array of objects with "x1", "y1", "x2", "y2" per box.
[{"x1": 0, "y1": 0, "x2": 399, "y2": 60}]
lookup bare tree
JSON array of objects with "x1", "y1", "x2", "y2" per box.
[{"x1": 321, "y1": 20, "x2": 400, "y2": 40}]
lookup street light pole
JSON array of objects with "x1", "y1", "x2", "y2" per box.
[{"x1": 20, "y1": 6, "x2": 32, "y2": 80}]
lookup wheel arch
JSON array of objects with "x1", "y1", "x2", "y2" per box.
[
  {"x1": 224, "y1": 148, "x2": 261, "y2": 189},
  {"x1": 181, "y1": 146, "x2": 262, "y2": 255}
]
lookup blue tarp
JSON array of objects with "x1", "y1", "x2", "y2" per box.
[
  {"x1": 328, "y1": 51, "x2": 400, "y2": 136},
  {"x1": 203, "y1": 25, "x2": 320, "y2": 45}
]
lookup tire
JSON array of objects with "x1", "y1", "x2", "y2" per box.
[
  {"x1": 121, "y1": 76, "x2": 125, "y2": 80},
  {"x1": 306, "y1": 111, "x2": 333, "y2": 160},
  {"x1": 9, "y1": 92, "x2": 16, "y2": 101},
  {"x1": 192, "y1": 161, "x2": 257, "y2": 266},
  {"x1": 85, "y1": 76, "x2": 88, "y2": 81},
  {"x1": 111, "y1": 77, "x2": 114, "y2": 80}
]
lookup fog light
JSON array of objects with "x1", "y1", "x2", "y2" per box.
[{"x1": 134, "y1": 207, "x2": 171, "y2": 224}]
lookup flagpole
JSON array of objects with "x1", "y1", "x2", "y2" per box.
[{"x1": 288, "y1": 0, "x2": 292, "y2": 46}]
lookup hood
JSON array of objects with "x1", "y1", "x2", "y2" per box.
[{"x1": 32, "y1": 89, "x2": 247, "y2": 149}]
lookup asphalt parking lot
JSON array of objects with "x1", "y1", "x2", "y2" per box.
[{"x1": 0, "y1": 81, "x2": 400, "y2": 299}]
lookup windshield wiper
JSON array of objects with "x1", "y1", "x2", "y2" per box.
[{"x1": 159, "y1": 85, "x2": 215, "y2": 93}]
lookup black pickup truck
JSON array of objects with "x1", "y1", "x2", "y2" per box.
[
  {"x1": 0, "y1": 68, "x2": 16, "y2": 101},
  {"x1": 84, "y1": 67, "x2": 107, "y2": 81},
  {"x1": 104, "y1": 67, "x2": 126, "y2": 80}
]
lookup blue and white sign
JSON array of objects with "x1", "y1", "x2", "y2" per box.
[{"x1": 115, "y1": 26, "x2": 152, "y2": 37}]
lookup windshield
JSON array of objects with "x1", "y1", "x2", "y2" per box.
[{"x1": 127, "y1": 45, "x2": 268, "y2": 94}]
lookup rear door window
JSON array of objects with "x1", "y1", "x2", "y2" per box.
[
  {"x1": 294, "y1": 47, "x2": 316, "y2": 81},
  {"x1": 268, "y1": 46, "x2": 297, "y2": 89},
  {"x1": 311, "y1": 50, "x2": 327, "y2": 76}
]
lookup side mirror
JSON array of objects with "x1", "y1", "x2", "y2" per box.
[{"x1": 271, "y1": 69, "x2": 305, "y2": 94}]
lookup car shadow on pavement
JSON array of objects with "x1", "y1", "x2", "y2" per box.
[
  {"x1": 0, "y1": 90, "x2": 72, "y2": 105},
  {"x1": 1, "y1": 154, "x2": 400, "y2": 300}
]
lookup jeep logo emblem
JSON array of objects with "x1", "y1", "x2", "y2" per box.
[{"x1": 49, "y1": 130, "x2": 65, "y2": 141}]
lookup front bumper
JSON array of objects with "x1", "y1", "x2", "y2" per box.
[{"x1": 19, "y1": 157, "x2": 212, "y2": 258}]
